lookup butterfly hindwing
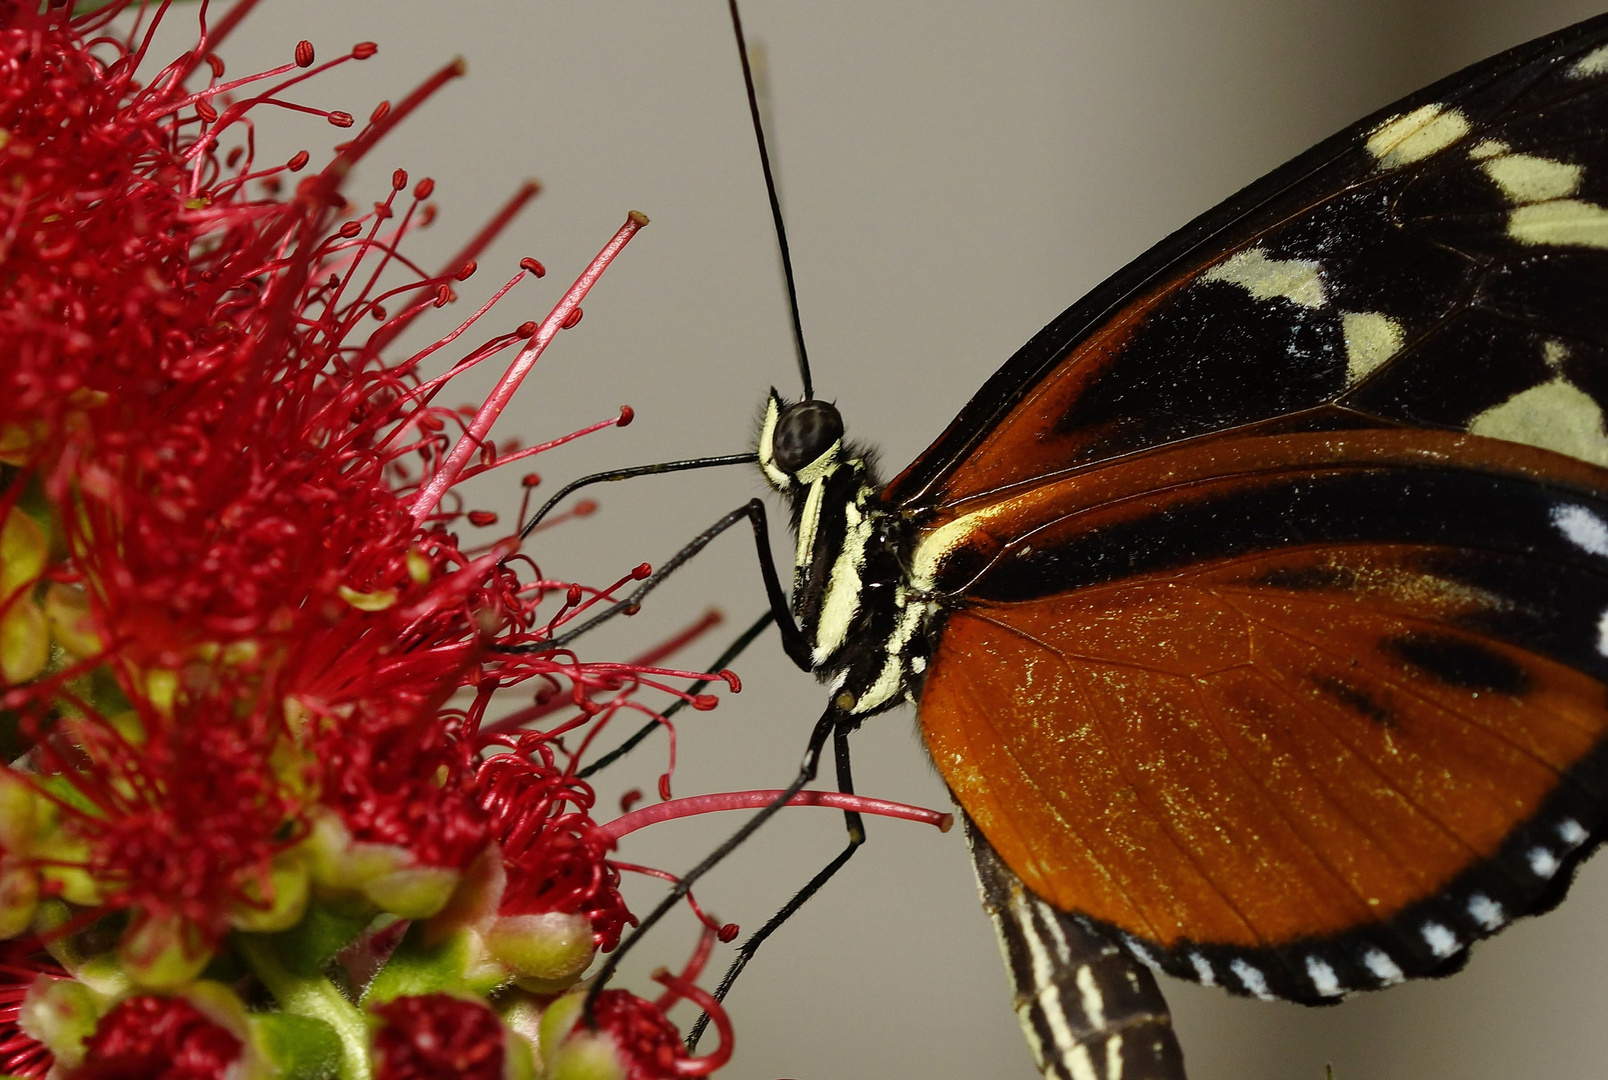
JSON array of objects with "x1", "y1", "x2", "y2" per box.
[{"x1": 925, "y1": 528, "x2": 1608, "y2": 1003}]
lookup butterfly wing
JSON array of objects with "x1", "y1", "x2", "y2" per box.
[
  {"x1": 884, "y1": 13, "x2": 1608, "y2": 510},
  {"x1": 898, "y1": 14, "x2": 1608, "y2": 1006}
]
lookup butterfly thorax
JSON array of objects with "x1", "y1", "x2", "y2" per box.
[{"x1": 757, "y1": 391, "x2": 936, "y2": 716}]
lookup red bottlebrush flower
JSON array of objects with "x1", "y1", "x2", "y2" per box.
[
  {"x1": 371, "y1": 993, "x2": 504, "y2": 1080},
  {"x1": 0, "y1": 0, "x2": 669, "y2": 958},
  {"x1": 478, "y1": 737, "x2": 631, "y2": 950},
  {"x1": 70, "y1": 996, "x2": 241, "y2": 1080}
]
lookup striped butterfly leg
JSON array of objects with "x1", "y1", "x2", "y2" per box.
[{"x1": 965, "y1": 814, "x2": 1187, "y2": 1080}]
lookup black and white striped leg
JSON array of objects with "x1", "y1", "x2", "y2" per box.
[
  {"x1": 686, "y1": 717, "x2": 867, "y2": 1051},
  {"x1": 965, "y1": 815, "x2": 1187, "y2": 1080}
]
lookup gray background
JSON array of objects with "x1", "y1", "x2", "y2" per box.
[{"x1": 189, "y1": 2, "x2": 1606, "y2": 1077}]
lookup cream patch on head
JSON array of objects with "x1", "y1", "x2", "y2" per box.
[
  {"x1": 1480, "y1": 153, "x2": 1583, "y2": 205},
  {"x1": 1470, "y1": 377, "x2": 1608, "y2": 467},
  {"x1": 757, "y1": 396, "x2": 789, "y2": 488},
  {"x1": 1366, "y1": 104, "x2": 1470, "y2": 168},
  {"x1": 1200, "y1": 248, "x2": 1327, "y2": 308},
  {"x1": 1508, "y1": 199, "x2": 1608, "y2": 248},
  {"x1": 1341, "y1": 311, "x2": 1403, "y2": 383},
  {"x1": 1571, "y1": 43, "x2": 1608, "y2": 79}
]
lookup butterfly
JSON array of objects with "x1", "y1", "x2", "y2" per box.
[{"x1": 728, "y1": 12, "x2": 1608, "y2": 1080}]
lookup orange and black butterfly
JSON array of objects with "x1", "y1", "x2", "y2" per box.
[{"x1": 725, "y1": 12, "x2": 1608, "y2": 1080}]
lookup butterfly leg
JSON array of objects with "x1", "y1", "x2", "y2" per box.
[
  {"x1": 536, "y1": 499, "x2": 813, "y2": 670},
  {"x1": 686, "y1": 713, "x2": 867, "y2": 1051},
  {"x1": 583, "y1": 701, "x2": 840, "y2": 1015},
  {"x1": 966, "y1": 814, "x2": 1187, "y2": 1080}
]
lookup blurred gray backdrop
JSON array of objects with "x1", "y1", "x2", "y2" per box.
[{"x1": 191, "y1": 2, "x2": 1608, "y2": 1077}]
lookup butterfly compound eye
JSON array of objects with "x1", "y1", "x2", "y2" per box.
[{"x1": 772, "y1": 400, "x2": 844, "y2": 474}]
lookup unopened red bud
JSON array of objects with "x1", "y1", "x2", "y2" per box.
[
  {"x1": 560, "y1": 307, "x2": 583, "y2": 330},
  {"x1": 391, "y1": 168, "x2": 408, "y2": 191},
  {"x1": 328, "y1": 111, "x2": 354, "y2": 128},
  {"x1": 414, "y1": 177, "x2": 435, "y2": 199},
  {"x1": 196, "y1": 99, "x2": 217, "y2": 122},
  {"x1": 691, "y1": 694, "x2": 719, "y2": 712},
  {"x1": 516, "y1": 321, "x2": 537, "y2": 338},
  {"x1": 371, "y1": 100, "x2": 392, "y2": 123},
  {"x1": 338, "y1": 221, "x2": 361, "y2": 238},
  {"x1": 287, "y1": 149, "x2": 309, "y2": 171},
  {"x1": 565, "y1": 585, "x2": 583, "y2": 607},
  {"x1": 456, "y1": 260, "x2": 477, "y2": 281},
  {"x1": 372, "y1": 304, "x2": 387, "y2": 320},
  {"x1": 352, "y1": 41, "x2": 378, "y2": 59},
  {"x1": 616, "y1": 405, "x2": 634, "y2": 427},
  {"x1": 718, "y1": 923, "x2": 740, "y2": 943},
  {"x1": 520, "y1": 473, "x2": 541, "y2": 488},
  {"x1": 519, "y1": 257, "x2": 545, "y2": 278},
  {"x1": 467, "y1": 511, "x2": 498, "y2": 528},
  {"x1": 421, "y1": 204, "x2": 437, "y2": 225},
  {"x1": 295, "y1": 40, "x2": 315, "y2": 67},
  {"x1": 632, "y1": 563, "x2": 651, "y2": 580}
]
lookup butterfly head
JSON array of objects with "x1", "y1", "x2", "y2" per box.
[{"x1": 757, "y1": 389, "x2": 845, "y2": 491}]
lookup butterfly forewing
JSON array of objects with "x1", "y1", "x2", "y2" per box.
[
  {"x1": 894, "y1": 14, "x2": 1608, "y2": 1006},
  {"x1": 885, "y1": 15, "x2": 1608, "y2": 509}
]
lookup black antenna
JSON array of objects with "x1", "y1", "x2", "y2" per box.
[{"x1": 729, "y1": 0, "x2": 814, "y2": 400}]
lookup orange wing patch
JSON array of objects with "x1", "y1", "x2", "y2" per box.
[{"x1": 920, "y1": 547, "x2": 1608, "y2": 959}]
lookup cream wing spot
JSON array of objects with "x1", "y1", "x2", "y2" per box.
[
  {"x1": 1571, "y1": 43, "x2": 1608, "y2": 79},
  {"x1": 1200, "y1": 248, "x2": 1327, "y2": 308},
  {"x1": 1340, "y1": 310, "x2": 1404, "y2": 382},
  {"x1": 1421, "y1": 921, "x2": 1458, "y2": 958},
  {"x1": 1467, "y1": 893, "x2": 1505, "y2": 930},
  {"x1": 1469, "y1": 138, "x2": 1510, "y2": 160},
  {"x1": 1559, "y1": 818, "x2": 1589, "y2": 846},
  {"x1": 1366, "y1": 104, "x2": 1471, "y2": 168},
  {"x1": 1363, "y1": 949, "x2": 1404, "y2": 985},
  {"x1": 1188, "y1": 952, "x2": 1215, "y2": 987},
  {"x1": 1508, "y1": 199, "x2": 1608, "y2": 248},
  {"x1": 1529, "y1": 847, "x2": 1561, "y2": 878},
  {"x1": 1552, "y1": 503, "x2": 1608, "y2": 557},
  {"x1": 1480, "y1": 153, "x2": 1583, "y2": 205},
  {"x1": 1596, "y1": 609, "x2": 1608, "y2": 658},
  {"x1": 1229, "y1": 959, "x2": 1273, "y2": 1001},
  {"x1": 1469, "y1": 376, "x2": 1608, "y2": 467},
  {"x1": 1305, "y1": 956, "x2": 1344, "y2": 997}
]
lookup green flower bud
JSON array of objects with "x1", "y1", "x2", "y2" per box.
[
  {"x1": 537, "y1": 992, "x2": 625, "y2": 1080},
  {"x1": 119, "y1": 909, "x2": 212, "y2": 990},
  {"x1": 18, "y1": 975, "x2": 99, "y2": 1069}
]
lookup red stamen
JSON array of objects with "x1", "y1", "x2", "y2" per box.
[
  {"x1": 411, "y1": 212, "x2": 649, "y2": 524},
  {"x1": 598, "y1": 791, "x2": 955, "y2": 843}
]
